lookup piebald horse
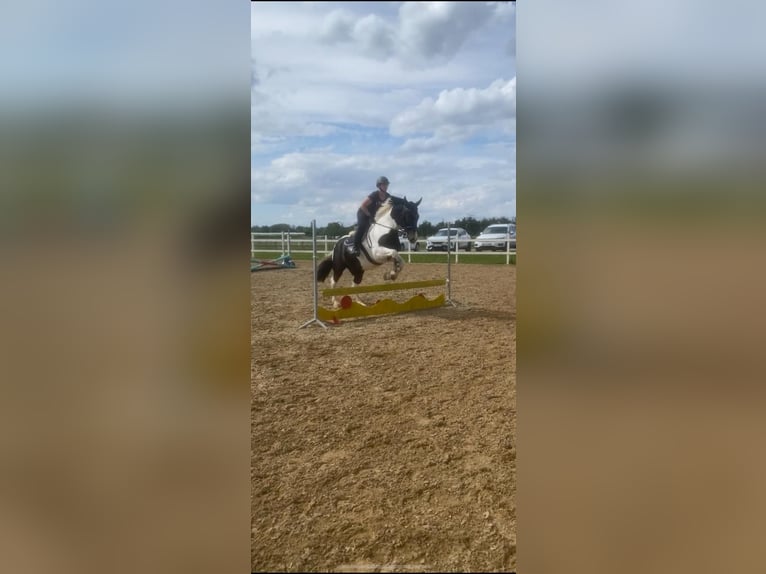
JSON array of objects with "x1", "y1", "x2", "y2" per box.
[{"x1": 316, "y1": 196, "x2": 421, "y2": 306}]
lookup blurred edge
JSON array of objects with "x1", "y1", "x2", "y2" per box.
[
  {"x1": 518, "y1": 1, "x2": 766, "y2": 573},
  {"x1": 0, "y1": 2, "x2": 250, "y2": 574}
]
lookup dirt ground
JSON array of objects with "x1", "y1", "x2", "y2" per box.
[{"x1": 251, "y1": 260, "x2": 516, "y2": 572}]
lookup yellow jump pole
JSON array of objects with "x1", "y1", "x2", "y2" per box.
[{"x1": 323, "y1": 279, "x2": 446, "y2": 296}]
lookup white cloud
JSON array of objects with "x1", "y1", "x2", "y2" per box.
[
  {"x1": 319, "y1": 9, "x2": 355, "y2": 44},
  {"x1": 314, "y1": 1, "x2": 508, "y2": 68},
  {"x1": 391, "y1": 77, "x2": 516, "y2": 139},
  {"x1": 251, "y1": 2, "x2": 515, "y2": 226},
  {"x1": 252, "y1": 147, "x2": 515, "y2": 225},
  {"x1": 400, "y1": 136, "x2": 454, "y2": 153},
  {"x1": 251, "y1": 59, "x2": 259, "y2": 87},
  {"x1": 397, "y1": 1, "x2": 498, "y2": 66},
  {"x1": 354, "y1": 14, "x2": 396, "y2": 60}
]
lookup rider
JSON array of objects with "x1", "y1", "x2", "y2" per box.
[{"x1": 350, "y1": 176, "x2": 391, "y2": 256}]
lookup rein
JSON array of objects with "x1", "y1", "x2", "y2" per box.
[{"x1": 371, "y1": 220, "x2": 397, "y2": 232}]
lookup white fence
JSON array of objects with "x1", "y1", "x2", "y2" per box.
[{"x1": 251, "y1": 231, "x2": 516, "y2": 264}]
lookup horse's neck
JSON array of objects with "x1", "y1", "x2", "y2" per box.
[
  {"x1": 367, "y1": 203, "x2": 397, "y2": 242},
  {"x1": 374, "y1": 208, "x2": 396, "y2": 229}
]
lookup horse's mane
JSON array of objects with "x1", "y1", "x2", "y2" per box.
[
  {"x1": 374, "y1": 198, "x2": 395, "y2": 221},
  {"x1": 374, "y1": 195, "x2": 418, "y2": 223}
]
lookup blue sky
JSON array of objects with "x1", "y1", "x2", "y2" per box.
[{"x1": 251, "y1": 1, "x2": 516, "y2": 228}]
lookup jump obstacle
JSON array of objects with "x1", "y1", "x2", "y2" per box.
[
  {"x1": 251, "y1": 254, "x2": 296, "y2": 272},
  {"x1": 299, "y1": 220, "x2": 455, "y2": 329},
  {"x1": 251, "y1": 231, "x2": 300, "y2": 272}
]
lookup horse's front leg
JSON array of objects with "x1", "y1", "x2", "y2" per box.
[{"x1": 382, "y1": 252, "x2": 404, "y2": 281}]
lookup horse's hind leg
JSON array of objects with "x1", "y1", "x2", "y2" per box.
[
  {"x1": 329, "y1": 269, "x2": 343, "y2": 308},
  {"x1": 351, "y1": 275, "x2": 368, "y2": 305},
  {"x1": 344, "y1": 259, "x2": 366, "y2": 305}
]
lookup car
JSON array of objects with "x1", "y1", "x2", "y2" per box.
[
  {"x1": 398, "y1": 230, "x2": 419, "y2": 251},
  {"x1": 426, "y1": 227, "x2": 472, "y2": 251},
  {"x1": 474, "y1": 223, "x2": 516, "y2": 251}
]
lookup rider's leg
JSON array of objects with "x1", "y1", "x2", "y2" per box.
[{"x1": 351, "y1": 212, "x2": 370, "y2": 254}]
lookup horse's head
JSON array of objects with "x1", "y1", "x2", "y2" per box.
[{"x1": 391, "y1": 196, "x2": 422, "y2": 243}]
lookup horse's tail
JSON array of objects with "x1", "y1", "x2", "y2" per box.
[
  {"x1": 316, "y1": 236, "x2": 350, "y2": 282},
  {"x1": 316, "y1": 254, "x2": 334, "y2": 283}
]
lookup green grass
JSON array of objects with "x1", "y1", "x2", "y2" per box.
[{"x1": 251, "y1": 251, "x2": 515, "y2": 265}]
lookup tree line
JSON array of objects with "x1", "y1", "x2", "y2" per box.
[{"x1": 251, "y1": 216, "x2": 515, "y2": 239}]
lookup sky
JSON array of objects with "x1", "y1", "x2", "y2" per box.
[
  {"x1": 1, "y1": 2, "x2": 246, "y2": 108},
  {"x1": 251, "y1": 1, "x2": 516, "y2": 228}
]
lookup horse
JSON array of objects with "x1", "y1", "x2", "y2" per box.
[{"x1": 316, "y1": 196, "x2": 422, "y2": 307}]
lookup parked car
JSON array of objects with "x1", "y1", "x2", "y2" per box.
[
  {"x1": 398, "y1": 230, "x2": 419, "y2": 251},
  {"x1": 474, "y1": 223, "x2": 516, "y2": 251},
  {"x1": 426, "y1": 227, "x2": 472, "y2": 251}
]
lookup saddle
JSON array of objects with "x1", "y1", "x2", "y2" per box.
[{"x1": 343, "y1": 229, "x2": 400, "y2": 252}]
